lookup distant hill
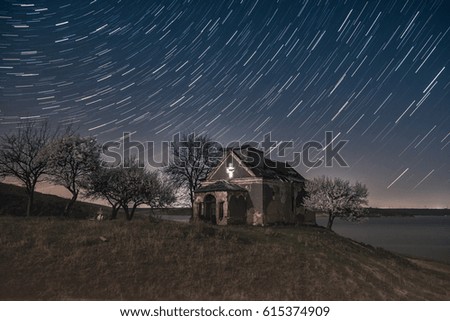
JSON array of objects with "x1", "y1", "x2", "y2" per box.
[
  {"x1": 0, "y1": 182, "x2": 105, "y2": 218},
  {"x1": 0, "y1": 182, "x2": 189, "y2": 219}
]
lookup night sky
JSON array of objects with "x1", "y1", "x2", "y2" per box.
[{"x1": 0, "y1": 0, "x2": 449, "y2": 208}]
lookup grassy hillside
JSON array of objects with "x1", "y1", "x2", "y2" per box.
[
  {"x1": 1, "y1": 182, "x2": 449, "y2": 300},
  {"x1": 0, "y1": 216, "x2": 449, "y2": 300},
  {"x1": 0, "y1": 182, "x2": 104, "y2": 218}
]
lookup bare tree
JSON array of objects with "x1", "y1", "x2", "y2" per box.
[
  {"x1": 45, "y1": 134, "x2": 101, "y2": 216},
  {"x1": 165, "y1": 133, "x2": 222, "y2": 207},
  {"x1": 119, "y1": 160, "x2": 150, "y2": 220},
  {"x1": 119, "y1": 160, "x2": 176, "y2": 220},
  {"x1": 145, "y1": 172, "x2": 177, "y2": 210},
  {"x1": 83, "y1": 165, "x2": 122, "y2": 219},
  {"x1": 0, "y1": 121, "x2": 56, "y2": 216},
  {"x1": 85, "y1": 160, "x2": 176, "y2": 220},
  {"x1": 303, "y1": 176, "x2": 368, "y2": 230}
]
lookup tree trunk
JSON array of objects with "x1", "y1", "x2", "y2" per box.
[
  {"x1": 123, "y1": 205, "x2": 132, "y2": 221},
  {"x1": 189, "y1": 190, "x2": 194, "y2": 220},
  {"x1": 26, "y1": 191, "x2": 34, "y2": 217},
  {"x1": 327, "y1": 213, "x2": 335, "y2": 230},
  {"x1": 110, "y1": 204, "x2": 119, "y2": 220},
  {"x1": 63, "y1": 191, "x2": 78, "y2": 217},
  {"x1": 128, "y1": 204, "x2": 138, "y2": 221},
  {"x1": 123, "y1": 204, "x2": 138, "y2": 221}
]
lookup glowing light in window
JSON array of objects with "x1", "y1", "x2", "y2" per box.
[{"x1": 226, "y1": 162, "x2": 235, "y2": 179}]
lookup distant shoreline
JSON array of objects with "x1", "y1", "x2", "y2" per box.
[
  {"x1": 365, "y1": 207, "x2": 450, "y2": 217},
  {"x1": 315, "y1": 208, "x2": 450, "y2": 218}
]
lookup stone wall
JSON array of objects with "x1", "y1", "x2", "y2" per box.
[
  {"x1": 230, "y1": 178, "x2": 264, "y2": 225},
  {"x1": 193, "y1": 178, "x2": 314, "y2": 226}
]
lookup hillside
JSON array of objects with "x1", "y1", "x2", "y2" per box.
[
  {"x1": 0, "y1": 182, "x2": 449, "y2": 300},
  {"x1": 0, "y1": 218, "x2": 449, "y2": 300},
  {"x1": 0, "y1": 182, "x2": 105, "y2": 218},
  {"x1": 0, "y1": 182, "x2": 189, "y2": 219}
]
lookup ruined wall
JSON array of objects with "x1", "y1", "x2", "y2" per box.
[
  {"x1": 297, "y1": 207, "x2": 316, "y2": 225},
  {"x1": 227, "y1": 193, "x2": 247, "y2": 224},
  {"x1": 263, "y1": 181, "x2": 293, "y2": 224},
  {"x1": 262, "y1": 180, "x2": 309, "y2": 224},
  {"x1": 231, "y1": 178, "x2": 264, "y2": 225},
  {"x1": 291, "y1": 186, "x2": 316, "y2": 225}
]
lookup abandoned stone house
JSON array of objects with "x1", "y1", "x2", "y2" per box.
[{"x1": 193, "y1": 146, "x2": 316, "y2": 226}]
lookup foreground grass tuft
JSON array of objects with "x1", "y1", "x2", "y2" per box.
[{"x1": 0, "y1": 216, "x2": 449, "y2": 300}]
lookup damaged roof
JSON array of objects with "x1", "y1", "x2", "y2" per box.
[{"x1": 231, "y1": 147, "x2": 306, "y2": 183}]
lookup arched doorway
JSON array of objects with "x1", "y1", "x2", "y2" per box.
[{"x1": 204, "y1": 194, "x2": 217, "y2": 224}]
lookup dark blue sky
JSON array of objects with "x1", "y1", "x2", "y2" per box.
[{"x1": 1, "y1": 0, "x2": 449, "y2": 207}]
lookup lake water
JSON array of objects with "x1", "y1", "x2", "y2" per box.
[
  {"x1": 159, "y1": 214, "x2": 450, "y2": 264},
  {"x1": 317, "y1": 215, "x2": 450, "y2": 263}
]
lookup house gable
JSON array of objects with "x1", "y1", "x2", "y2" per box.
[{"x1": 208, "y1": 152, "x2": 254, "y2": 181}]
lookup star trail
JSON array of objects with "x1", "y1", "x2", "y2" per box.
[{"x1": 0, "y1": 0, "x2": 449, "y2": 207}]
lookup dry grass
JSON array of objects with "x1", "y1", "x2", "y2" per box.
[{"x1": 0, "y1": 216, "x2": 449, "y2": 300}]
